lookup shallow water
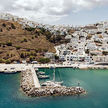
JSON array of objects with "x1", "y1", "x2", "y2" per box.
[{"x1": 0, "y1": 68, "x2": 108, "y2": 108}]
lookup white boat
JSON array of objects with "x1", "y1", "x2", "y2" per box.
[
  {"x1": 3, "y1": 68, "x2": 18, "y2": 74},
  {"x1": 41, "y1": 81, "x2": 63, "y2": 87},
  {"x1": 38, "y1": 75, "x2": 50, "y2": 79},
  {"x1": 37, "y1": 71, "x2": 45, "y2": 75}
]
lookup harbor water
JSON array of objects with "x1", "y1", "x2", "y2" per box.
[{"x1": 0, "y1": 68, "x2": 108, "y2": 108}]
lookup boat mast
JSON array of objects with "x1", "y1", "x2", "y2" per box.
[
  {"x1": 52, "y1": 54, "x2": 56, "y2": 82},
  {"x1": 53, "y1": 67, "x2": 55, "y2": 82}
]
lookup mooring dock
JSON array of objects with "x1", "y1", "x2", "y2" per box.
[{"x1": 30, "y1": 67, "x2": 41, "y2": 88}]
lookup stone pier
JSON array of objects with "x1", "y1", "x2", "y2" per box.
[{"x1": 20, "y1": 67, "x2": 86, "y2": 97}]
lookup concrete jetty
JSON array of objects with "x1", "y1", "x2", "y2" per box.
[{"x1": 30, "y1": 67, "x2": 41, "y2": 88}]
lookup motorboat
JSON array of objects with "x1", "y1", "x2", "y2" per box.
[
  {"x1": 37, "y1": 71, "x2": 45, "y2": 75},
  {"x1": 41, "y1": 81, "x2": 63, "y2": 87},
  {"x1": 38, "y1": 75, "x2": 50, "y2": 79}
]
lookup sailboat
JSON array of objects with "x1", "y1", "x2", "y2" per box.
[{"x1": 41, "y1": 65, "x2": 63, "y2": 87}]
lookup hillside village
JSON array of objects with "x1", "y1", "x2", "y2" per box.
[
  {"x1": 0, "y1": 13, "x2": 108, "y2": 64},
  {"x1": 56, "y1": 22, "x2": 108, "y2": 65}
]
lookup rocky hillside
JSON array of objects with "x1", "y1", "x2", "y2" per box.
[{"x1": 0, "y1": 19, "x2": 56, "y2": 63}]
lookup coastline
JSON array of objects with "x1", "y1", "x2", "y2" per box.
[
  {"x1": 0, "y1": 63, "x2": 106, "y2": 97},
  {"x1": 0, "y1": 63, "x2": 108, "y2": 74}
]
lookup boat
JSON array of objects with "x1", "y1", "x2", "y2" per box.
[
  {"x1": 41, "y1": 81, "x2": 63, "y2": 87},
  {"x1": 38, "y1": 75, "x2": 50, "y2": 79},
  {"x1": 3, "y1": 68, "x2": 18, "y2": 74},
  {"x1": 37, "y1": 71, "x2": 45, "y2": 75}
]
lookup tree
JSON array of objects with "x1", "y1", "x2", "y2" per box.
[
  {"x1": 20, "y1": 53, "x2": 25, "y2": 58},
  {"x1": 54, "y1": 55, "x2": 59, "y2": 60},
  {"x1": 15, "y1": 46, "x2": 21, "y2": 50},
  {"x1": 11, "y1": 23, "x2": 16, "y2": 29},
  {"x1": 29, "y1": 56, "x2": 35, "y2": 61}
]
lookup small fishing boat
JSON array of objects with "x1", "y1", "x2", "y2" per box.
[
  {"x1": 38, "y1": 75, "x2": 50, "y2": 79},
  {"x1": 37, "y1": 71, "x2": 45, "y2": 75}
]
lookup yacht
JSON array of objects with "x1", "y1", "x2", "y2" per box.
[{"x1": 41, "y1": 81, "x2": 63, "y2": 87}]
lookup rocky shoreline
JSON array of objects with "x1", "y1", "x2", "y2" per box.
[{"x1": 20, "y1": 69, "x2": 86, "y2": 97}]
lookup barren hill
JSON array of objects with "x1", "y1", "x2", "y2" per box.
[{"x1": 0, "y1": 19, "x2": 55, "y2": 63}]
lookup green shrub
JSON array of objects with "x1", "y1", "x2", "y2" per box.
[
  {"x1": 0, "y1": 59, "x2": 5, "y2": 63},
  {"x1": 5, "y1": 59, "x2": 11, "y2": 64},
  {"x1": 16, "y1": 46, "x2": 21, "y2": 50},
  {"x1": 2, "y1": 23, "x2": 6, "y2": 27},
  {"x1": 32, "y1": 36, "x2": 34, "y2": 39},
  {"x1": 43, "y1": 49, "x2": 48, "y2": 52},
  {"x1": 20, "y1": 53, "x2": 25, "y2": 58},
  {"x1": 11, "y1": 23, "x2": 16, "y2": 29},
  {"x1": 21, "y1": 38, "x2": 27, "y2": 43},
  {"x1": 23, "y1": 38, "x2": 27, "y2": 42},
  {"x1": 30, "y1": 52, "x2": 36, "y2": 56},
  {"x1": 35, "y1": 49, "x2": 38, "y2": 53},
  {"x1": 38, "y1": 58, "x2": 50, "y2": 64},
  {"x1": 6, "y1": 41, "x2": 12, "y2": 46},
  {"x1": 29, "y1": 56, "x2": 35, "y2": 61},
  {"x1": 103, "y1": 51, "x2": 108, "y2": 55},
  {"x1": 25, "y1": 27, "x2": 35, "y2": 32},
  {"x1": 37, "y1": 48, "x2": 42, "y2": 53}
]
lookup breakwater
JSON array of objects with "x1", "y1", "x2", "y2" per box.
[{"x1": 20, "y1": 68, "x2": 86, "y2": 97}]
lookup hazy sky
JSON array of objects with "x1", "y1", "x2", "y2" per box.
[{"x1": 0, "y1": 0, "x2": 108, "y2": 25}]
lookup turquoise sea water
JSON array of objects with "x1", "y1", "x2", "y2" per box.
[{"x1": 0, "y1": 68, "x2": 108, "y2": 108}]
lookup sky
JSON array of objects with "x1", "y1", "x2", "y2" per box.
[{"x1": 0, "y1": 0, "x2": 108, "y2": 25}]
